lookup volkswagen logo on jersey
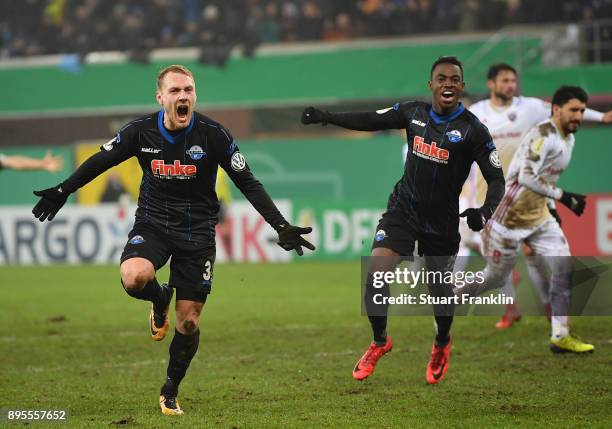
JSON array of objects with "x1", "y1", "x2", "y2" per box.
[
  {"x1": 129, "y1": 235, "x2": 145, "y2": 244},
  {"x1": 231, "y1": 152, "x2": 246, "y2": 171},
  {"x1": 375, "y1": 229, "x2": 387, "y2": 242},
  {"x1": 446, "y1": 130, "x2": 463, "y2": 143},
  {"x1": 489, "y1": 150, "x2": 502, "y2": 168},
  {"x1": 186, "y1": 145, "x2": 206, "y2": 160}
]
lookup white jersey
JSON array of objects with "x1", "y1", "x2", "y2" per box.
[
  {"x1": 492, "y1": 119, "x2": 574, "y2": 229},
  {"x1": 468, "y1": 96, "x2": 551, "y2": 204},
  {"x1": 467, "y1": 96, "x2": 601, "y2": 204}
]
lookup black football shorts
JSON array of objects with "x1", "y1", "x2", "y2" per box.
[
  {"x1": 371, "y1": 211, "x2": 460, "y2": 257},
  {"x1": 120, "y1": 223, "x2": 215, "y2": 302}
]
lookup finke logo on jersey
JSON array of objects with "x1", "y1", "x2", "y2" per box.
[
  {"x1": 231, "y1": 152, "x2": 246, "y2": 171},
  {"x1": 412, "y1": 136, "x2": 449, "y2": 163},
  {"x1": 489, "y1": 150, "x2": 501, "y2": 168},
  {"x1": 446, "y1": 130, "x2": 463, "y2": 143},
  {"x1": 186, "y1": 145, "x2": 206, "y2": 160},
  {"x1": 151, "y1": 159, "x2": 197, "y2": 178},
  {"x1": 141, "y1": 147, "x2": 161, "y2": 154},
  {"x1": 411, "y1": 119, "x2": 426, "y2": 127}
]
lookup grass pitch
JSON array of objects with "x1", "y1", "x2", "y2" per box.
[{"x1": 2, "y1": 262, "x2": 612, "y2": 428}]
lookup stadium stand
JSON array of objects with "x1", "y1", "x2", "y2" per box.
[{"x1": 2, "y1": 0, "x2": 611, "y2": 59}]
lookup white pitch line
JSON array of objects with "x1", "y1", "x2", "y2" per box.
[
  {"x1": 0, "y1": 323, "x2": 364, "y2": 343},
  {"x1": 19, "y1": 347, "x2": 371, "y2": 374}
]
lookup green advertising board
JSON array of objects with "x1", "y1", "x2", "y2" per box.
[{"x1": 1, "y1": 127, "x2": 610, "y2": 206}]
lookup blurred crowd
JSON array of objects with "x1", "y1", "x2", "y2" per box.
[{"x1": 2, "y1": 0, "x2": 611, "y2": 59}]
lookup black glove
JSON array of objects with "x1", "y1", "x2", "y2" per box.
[
  {"x1": 559, "y1": 191, "x2": 586, "y2": 216},
  {"x1": 277, "y1": 223, "x2": 316, "y2": 256},
  {"x1": 549, "y1": 207, "x2": 562, "y2": 226},
  {"x1": 32, "y1": 185, "x2": 69, "y2": 221},
  {"x1": 301, "y1": 106, "x2": 329, "y2": 125},
  {"x1": 460, "y1": 208, "x2": 487, "y2": 232}
]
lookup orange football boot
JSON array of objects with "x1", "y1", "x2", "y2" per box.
[
  {"x1": 426, "y1": 336, "x2": 452, "y2": 385},
  {"x1": 352, "y1": 336, "x2": 393, "y2": 381}
]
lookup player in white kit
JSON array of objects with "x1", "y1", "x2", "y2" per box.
[
  {"x1": 462, "y1": 64, "x2": 612, "y2": 328},
  {"x1": 459, "y1": 85, "x2": 594, "y2": 353}
]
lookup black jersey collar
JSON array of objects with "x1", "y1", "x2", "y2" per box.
[
  {"x1": 157, "y1": 109, "x2": 195, "y2": 144},
  {"x1": 428, "y1": 103, "x2": 465, "y2": 124}
]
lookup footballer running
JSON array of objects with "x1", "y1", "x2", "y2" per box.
[
  {"x1": 462, "y1": 64, "x2": 612, "y2": 328},
  {"x1": 302, "y1": 56, "x2": 505, "y2": 384},
  {"x1": 32, "y1": 65, "x2": 315, "y2": 415},
  {"x1": 457, "y1": 85, "x2": 595, "y2": 354}
]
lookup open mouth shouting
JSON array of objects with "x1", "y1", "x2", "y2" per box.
[
  {"x1": 440, "y1": 90, "x2": 456, "y2": 105},
  {"x1": 176, "y1": 104, "x2": 190, "y2": 124}
]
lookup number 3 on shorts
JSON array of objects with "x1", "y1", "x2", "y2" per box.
[{"x1": 203, "y1": 260, "x2": 213, "y2": 281}]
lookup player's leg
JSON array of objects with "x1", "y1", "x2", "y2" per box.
[
  {"x1": 457, "y1": 221, "x2": 521, "y2": 298},
  {"x1": 526, "y1": 221, "x2": 594, "y2": 353},
  {"x1": 120, "y1": 229, "x2": 173, "y2": 341},
  {"x1": 420, "y1": 234, "x2": 459, "y2": 385},
  {"x1": 424, "y1": 255, "x2": 456, "y2": 385},
  {"x1": 365, "y1": 247, "x2": 399, "y2": 344},
  {"x1": 160, "y1": 297, "x2": 205, "y2": 416},
  {"x1": 353, "y1": 213, "x2": 415, "y2": 381},
  {"x1": 475, "y1": 226, "x2": 521, "y2": 329},
  {"x1": 459, "y1": 214, "x2": 522, "y2": 328},
  {"x1": 496, "y1": 275, "x2": 522, "y2": 329},
  {"x1": 159, "y1": 245, "x2": 214, "y2": 415},
  {"x1": 522, "y1": 244, "x2": 552, "y2": 319},
  {"x1": 353, "y1": 246, "x2": 398, "y2": 381}
]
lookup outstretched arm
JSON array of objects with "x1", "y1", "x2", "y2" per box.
[
  {"x1": 535, "y1": 98, "x2": 611, "y2": 123},
  {"x1": 57, "y1": 143, "x2": 132, "y2": 194},
  {"x1": 32, "y1": 136, "x2": 135, "y2": 222},
  {"x1": 1, "y1": 151, "x2": 63, "y2": 172},
  {"x1": 301, "y1": 104, "x2": 406, "y2": 131},
  {"x1": 215, "y1": 131, "x2": 315, "y2": 255},
  {"x1": 584, "y1": 108, "x2": 612, "y2": 123}
]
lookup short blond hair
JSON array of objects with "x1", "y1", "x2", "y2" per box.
[{"x1": 157, "y1": 64, "x2": 195, "y2": 90}]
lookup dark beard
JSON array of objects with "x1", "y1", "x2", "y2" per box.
[
  {"x1": 563, "y1": 121, "x2": 580, "y2": 135},
  {"x1": 494, "y1": 91, "x2": 512, "y2": 102}
]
